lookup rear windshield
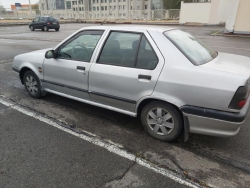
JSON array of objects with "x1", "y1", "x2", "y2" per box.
[
  {"x1": 164, "y1": 30, "x2": 217, "y2": 65},
  {"x1": 49, "y1": 17, "x2": 57, "y2": 22}
]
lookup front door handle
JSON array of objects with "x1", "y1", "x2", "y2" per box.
[
  {"x1": 77, "y1": 66, "x2": 85, "y2": 71},
  {"x1": 76, "y1": 66, "x2": 86, "y2": 74},
  {"x1": 138, "y1": 75, "x2": 151, "y2": 80}
]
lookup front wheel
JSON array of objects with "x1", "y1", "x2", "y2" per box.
[
  {"x1": 23, "y1": 71, "x2": 42, "y2": 99},
  {"x1": 141, "y1": 101, "x2": 183, "y2": 142},
  {"x1": 30, "y1": 26, "x2": 34, "y2": 31}
]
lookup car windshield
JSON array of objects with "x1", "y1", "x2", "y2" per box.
[{"x1": 164, "y1": 30, "x2": 217, "y2": 65}]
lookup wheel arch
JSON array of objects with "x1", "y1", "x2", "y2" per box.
[
  {"x1": 136, "y1": 98, "x2": 183, "y2": 119},
  {"x1": 19, "y1": 65, "x2": 40, "y2": 85},
  {"x1": 136, "y1": 97, "x2": 189, "y2": 141}
]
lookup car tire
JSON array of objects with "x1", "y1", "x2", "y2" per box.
[
  {"x1": 55, "y1": 28, "x2": 59, "y2": 31},
  {"x1": 43, "y1": 26, "x2": 48, "y2": 31},
  {"x1": 30, "y1": 26, "x2": 34, "y2": 31},
  {"x1": 23, "y1": 71, "x2": 43, "y2": 99},
  {"x1": 141, "y1": 101, "x2": 183, "y2": 142}
]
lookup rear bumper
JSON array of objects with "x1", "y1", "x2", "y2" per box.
[
  {"x1": 47, "y1": 24, "x2": 60, "y2": 29},
  {"x1": 181, "y1": 97, "x2": 250, "y2": 136}
]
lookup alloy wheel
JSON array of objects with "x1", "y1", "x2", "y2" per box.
[
  {"x1": 25, "y1": 75, "x2": 38, "y2": 95},
  {"x1": 147, "y1": 108, "x2": 175, "y2": 136}
]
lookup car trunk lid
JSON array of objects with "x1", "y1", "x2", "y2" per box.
[{"x1": 201, "y1": 52, "x2": 250, "y2": 78}]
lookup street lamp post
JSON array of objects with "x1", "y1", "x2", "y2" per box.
[{"x1": 29, "y1": 0, "x2": 32, "y2": 19}]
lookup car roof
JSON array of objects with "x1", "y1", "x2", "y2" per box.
[{"x1": 79, "y1": 25, "x2": 176, "y2": 33}]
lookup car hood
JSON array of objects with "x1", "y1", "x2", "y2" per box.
[
  {"x1": 14, "y1": 48, "x2": 52, "y2": 60},
  {"x1": 201, "y1": 52, "x2": 250, "y2": 78},
  {"x1": 27, "y1": 48, "x2": 52, "y2": 55},
  {"x1": 13, "y1": 48, "x2": 52, "y2": 69}
]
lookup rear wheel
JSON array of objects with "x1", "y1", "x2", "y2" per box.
[
  {"x1": 30, "y1": 26, "x2": 34, "y2": 31},
  {"x1": 55, "y1": 28, "x2": 59, "y2": 31},
  {"x1": 141, "y1": 101, "x2": 183, "y2": 142},
  {"x1": 43, "y1": 26, "x2": 49, "y2": 31},
  {"x1": 23, "y1": 71, "x2": 42, "y2": 99}
]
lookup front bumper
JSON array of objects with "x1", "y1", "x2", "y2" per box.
[
  {"x1": 181, "y1": 97, "x2": 250, "y2": 136},
  {"x1": 12, "y1": 66, "x2": 20, "y2": 78}
]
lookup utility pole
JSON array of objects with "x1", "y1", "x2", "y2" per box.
[{"x1": 29, "y1": 0, "x2": 32, "y2": 19}]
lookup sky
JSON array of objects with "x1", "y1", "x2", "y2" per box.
[{"x1": 0, "y1": 0, "x2": 38, "y2": 9}]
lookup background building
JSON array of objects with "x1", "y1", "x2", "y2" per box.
[
  {"x1": 179, "y1": 0, "x2": 250, "y2": 34},
  {"x1": 38, "y1": 0, "x2": 169, "y2": 19},
  {"x1": 10, "y1": 3, "x2": 36, "y2": 18}
]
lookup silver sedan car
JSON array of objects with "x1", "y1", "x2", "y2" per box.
[{"x1": 12, "y1": 26, "x2": 250, "y2": 141}]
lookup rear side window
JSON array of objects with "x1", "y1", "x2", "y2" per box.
[
  {"x1": 164, "y1": 30, "x2": 217, "y2": 65},
  {"x1": 98, "y1": 32, "x2": 141, "y2": 67},
  {"x1": 136, "y1": 36, "x2": 158, "y2": 69},
  {"x1": 98, "y1": 31, "x2": 158, "y2": 70}
]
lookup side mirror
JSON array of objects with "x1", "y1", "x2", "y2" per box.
[{"x1": 45, "y1": 50, "x2": 56, "y2": 59}]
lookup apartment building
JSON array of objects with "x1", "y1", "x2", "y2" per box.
[{"x1": 39, "y1": 0, "x2": 164, "y2": 19}]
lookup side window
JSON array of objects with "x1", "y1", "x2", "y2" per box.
[
  {"x1": 40, "y1": 17, "x2": 47, "y2": 22},
  {"x1": 136, "y1": 35, "x2": 158, "y2": 70},
  {"x1": 98, "y1": 32, "x2": 141, "y2": 67},
  {"x1": 34, "y1": 17, "x2": 39, "y2": 22},
  {"x1": 58, "y1": 30, "x2": 104, "y2": 62}
]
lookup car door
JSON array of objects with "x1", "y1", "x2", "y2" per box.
[
  {"x1": 42, "y1": 30, "x2": 104, "y2": 100},
  {"x1": 37, "y1": 17, "x2": 46, "y2": 29},
  {"x1": 32, "y1": 17, "x2": 39, "y2": 29},
  {"x1": 89, "y1": 29, "x2": 164, "y2": 112}
]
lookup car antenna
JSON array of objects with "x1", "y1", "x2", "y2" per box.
[{"x1": 101, "y1": 6, "x2": 116, "y2": 25}]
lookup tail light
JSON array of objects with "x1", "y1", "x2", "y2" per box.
[
  {"x1": 229, "y1": 85, "x2": 249, "y2": 110},
  {"x1": 47, "y1": 22, "x2": 50, "y2": 25}
]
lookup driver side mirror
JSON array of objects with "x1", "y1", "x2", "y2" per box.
[{"x1": 45, "y1": 50, "x2": 57, "y2": 59}]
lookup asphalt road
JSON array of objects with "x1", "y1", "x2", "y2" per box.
[
  {"x1": 0, "y1": 23, "x2": 250, "y2": 187},
  {"x1": 0, "y1": 103, "x2": 187, "y2": 188}
]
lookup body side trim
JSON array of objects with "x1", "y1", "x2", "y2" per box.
[
  {"x1": 41, "y1": 79, "x2": 88, "y2": 92},
  {"x1": 41, "y1": 79, "x2": 136, "y2": 104},
  {"x1": 89, "y1": 91, "x2": 136, "y2": 104},
  {"x1": 44, "y1": 88, "x2": 137, "y2": 117}
]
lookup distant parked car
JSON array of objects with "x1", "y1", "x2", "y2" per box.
[
  {"x1": 12, "y1": 26, "x2": 250, "y2": 142},
  {"x1": 29, "y1": 16, "x2": 60, "y2": 32}
]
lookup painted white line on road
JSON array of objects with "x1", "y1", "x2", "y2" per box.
[
  {"x1": 0, "y1": 97, "x2": 200, "y2": 188},
  {"x1": 0, "y1": 59, "x2": 13, "y2": 63},
  {"x1": 210, "y1": 46, "x2": 250, "y2": 51},
  {"x1": 203, "y1": 40, "x2": 250, "y2": 45}
]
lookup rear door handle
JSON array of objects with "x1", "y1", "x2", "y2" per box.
[{"x1": 138, "y1": 75, "x2": 151, "y2": 80}]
